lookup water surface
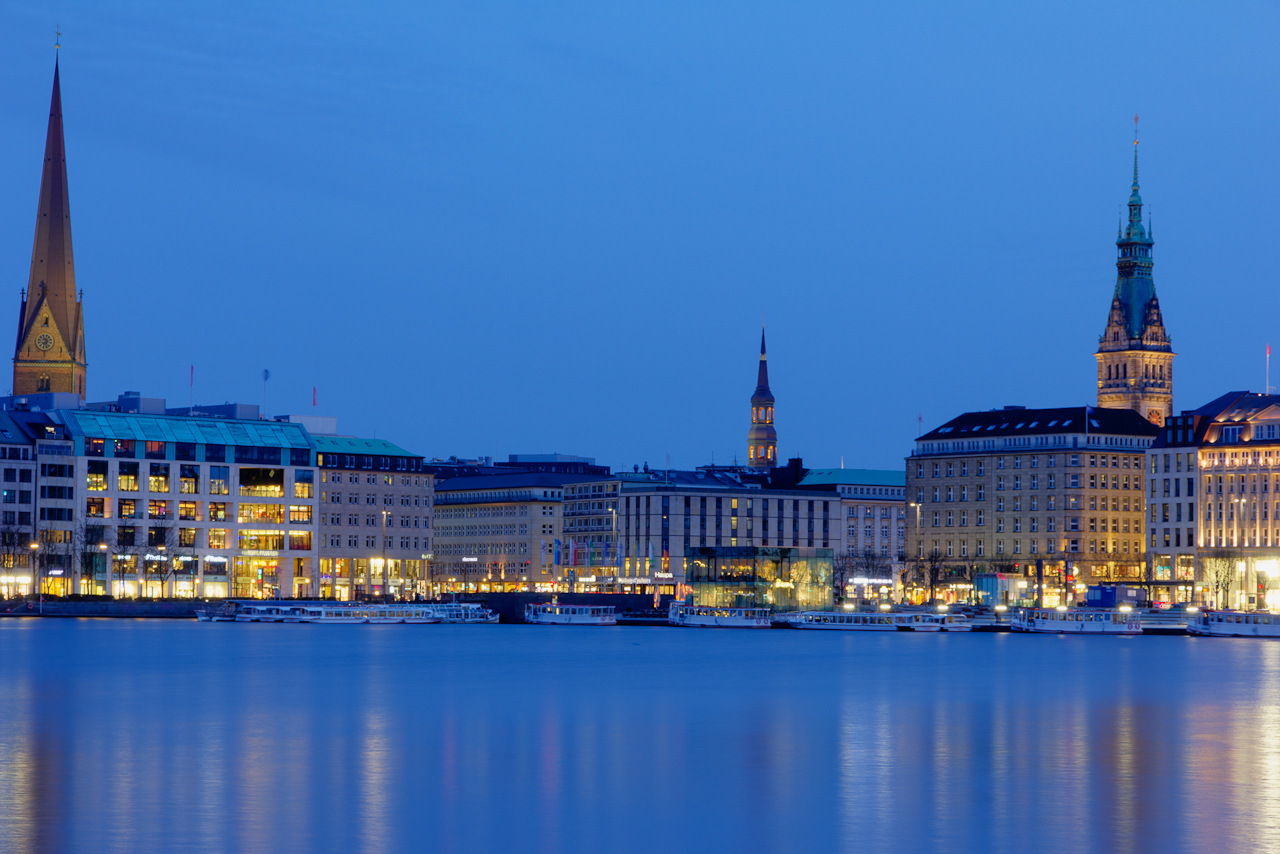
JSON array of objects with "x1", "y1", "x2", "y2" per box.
[{"x1": 1, "y1": 620, "x2": 1276, "y2": 853}]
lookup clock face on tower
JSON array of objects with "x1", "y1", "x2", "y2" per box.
[{"x1": 35, "y1": 333, "x2": 53, "y2": 351}]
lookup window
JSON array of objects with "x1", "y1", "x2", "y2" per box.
[
  {"x1": 175, "y1": 442, "x2": 197, "y2": 461},
  {"x1": 117, "y1": 526, "x2": 136, "y2": 547},
  {"x1": 178, "y1": 528, "x2": 197, "y2": 548},
  {"x1": 180, "y1": 465, "x2": 200, "y2": 494},
  {"x1": 294, "y1": 470, "x2": 315, "y2": 499},
  {"x1": 148, "y1": 463, "x2": 170, "y2": 493},
  {"x1": 290, "y1": 448, "x2": 311, "y2": 467},
  {"x1": 117, "y1": 499, "x2": 138, "y2": 519},
  {"x1": 289, "y1": 531, "x2": 312, "y2": 550},
  {"x1": 208, "y1": 502, "x2": 228, "y2": 522},
  {"x1": 113, "y1": 439, "x2": 136, "y2": 458},
  {"x1": 208, "y1": 529, "x2": 228, "y2": 549},
  {"x1": 86, "y1": 460, "x2": 107, "y2": 491},
  {"x1": 238, "y1": 530, "x2": 285, "y2": 550},
  {"x1": 239, "y1": 468, "x2": 284, "y2": 498},
  {"x1": 118, "y1": 462, "x2": 139, "y2": 492},
  {"x1": 85, "y1": 438, "x2": 104, "y2": 457},
  {"x1": 145, "y1": 441, "x2": 166, "y2": 460},
  {"x1": 148, "y1": 500, "x2": 170, "y2": 520},
  {"x1": 289, "y1": 505, "x2": 313, "y2": 524},
  {"x1": 178, "y1": 501, "x2": 197, "y2": 521},
  {"x1": 209, "y1": 466, "x2": 230, "y2": 495},
  {"x1": 86, "y1": 497, "x2": 105, "y2": 517},
  {"x1": 235, "y1": 446, "x2": 282, "y2": 465},
  {"x1": 204, "y1": 444, "x2": 226, "y2": 463},
  {"x1": 238, "y1": 504, "x2": 285, "y2": 523}
]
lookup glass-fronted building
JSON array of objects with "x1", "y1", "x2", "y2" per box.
[{"x1": 685, "y1": 546, "x2": 833, "y2": 612}]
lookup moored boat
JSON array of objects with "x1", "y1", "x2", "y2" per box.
[
  {"x1": 429, "y1": 602, "x2": 499, "y2": 623},
  {"x1": 225, "y1": 602, "x2": 441, "y2": 624},
  {"x1": 1010, "y1": 606, "x2": 1142, "y2": 634},
  {"x1": 524, "y1": 603, "x2": 617, "y2": 625},
  {"x1": 667, "y1": 603, "x2": 771, "y2": 628},
  {"x1": 1187, "y1": 610, "x2": 1280, "y2": 637}
]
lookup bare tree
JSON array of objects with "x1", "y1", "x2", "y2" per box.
[
  {"x1": 145, "y1": 525, "x2": 178, "y2": 597},
  {"x1": 832, "y1": 551, "x2": 855, "y2": 603},
  {"x1": 902, "y1": 551, "x2": 948, "y2": 604},
  {"x1": 1202, "y1": 549, "x2": 1240, "y2": 609}
]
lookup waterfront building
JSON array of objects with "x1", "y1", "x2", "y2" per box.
[
  {"x1": 1, "y1": 407, "x2": 320, "y2": 598},
  {"x1": 13, "y1": 60, "x2": 87, "y2": 401},
  {"x1": 564, "y1": 467, "x2": 839, "y2": 602},
  {"x1": 1095, "y1": 143, "x2": 1174, "y2": 425},
  {"x1": 432, "y1": 472, "x2": 593, "y2": 593},
  {"x1": 747, "y1": 328, "x2": 777, "y2": 470},
  {"x1": 907, "y1": 406, "x2": 1160, "y2": 605},
  {"x1": 0, "y1": 412, "x2": 39, "y2": 598},
  {"x1": 1147, "y1": 391, "x2": 1280, "y2": 609},
  {"x1": 797, "y1": 468, "x2": 906, "y2": 600},
  {"x1": 315, "y1": 436, "x2": 434, "y2": 600}
]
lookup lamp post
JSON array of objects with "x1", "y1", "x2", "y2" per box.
[
  {"x1": 381, "y1": 509, "x2": 390, "y2": 601},
  {"x1": 98, "y1": 542, "x2": 108, "y2": 598},
  {"x1": 29, "y1": 541, "x2": 40, "y2": 614}
]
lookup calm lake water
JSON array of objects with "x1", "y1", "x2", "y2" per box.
[{"x1": 1, "y1": 620, "x2": 1278, "y2": 854}]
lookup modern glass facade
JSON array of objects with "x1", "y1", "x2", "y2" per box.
[{"x1": 685, "y1": 546, "x2": 833, "y2": 612}]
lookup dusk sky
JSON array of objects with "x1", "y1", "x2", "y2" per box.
[{"x1": 0, "y1": 2, "x2": 1276, "y2": 471}]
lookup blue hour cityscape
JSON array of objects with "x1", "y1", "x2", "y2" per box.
[{"x1": 1, "y1": 4, "x2": 1278, "y2": 854}]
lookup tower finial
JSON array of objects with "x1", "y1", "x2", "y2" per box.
[
  {"x1": 55, "y1": 25, "x2": 61, "y2": 51},
  {"x1": 1132, "y1": 113, "x2": 1140, "y2": 187}
]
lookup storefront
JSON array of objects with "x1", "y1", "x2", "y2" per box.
[{"x1": 685, "y1": 547, "x2": 832, "y2": 613}]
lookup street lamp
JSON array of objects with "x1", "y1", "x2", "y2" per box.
[{"x1": 29, "y1": 542, "x2": 40, "y2": 614}]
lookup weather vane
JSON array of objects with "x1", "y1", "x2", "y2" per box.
[
  {"x1": 55, "y1": 25, "x2": 61, "y2": 50},
  {"x1": 1134, "y1": 113, "x2": 1139, "y2": 146}
]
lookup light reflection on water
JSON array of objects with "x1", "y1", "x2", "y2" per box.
[{"x1": 2, "y1": 622, "x2": 1279, "y2": 853}]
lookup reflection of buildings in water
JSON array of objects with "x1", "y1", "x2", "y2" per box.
[{"x1": 358, "y1": 709, "x2": 391, "y2": 852}]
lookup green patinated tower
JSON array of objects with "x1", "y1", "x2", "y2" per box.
[{"x1": 1095, "y1": 142, "x2": 1173, "y2": 426}]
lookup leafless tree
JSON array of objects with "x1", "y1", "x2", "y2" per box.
[
  {"x1": 902, "y1": 551, "x2": 948, "y2": 604},
  {"x1": 1202, "y1": 549, "x2": 1240, "y2": 608},
  {"x1": 145, "y1": 525, "x2": 178, "y2": 597}
]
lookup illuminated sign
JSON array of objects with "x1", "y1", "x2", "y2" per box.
[
  {"x1": 241, "y1": 550, "x2": 279, "y2": 558},
  {"x1": 462, "y1": 557, "x2": 478, "y2": 562},
  {"x1": 619, "y1": 577, "x2": 652, "y2": 584},
  {"x1": 655, "y1": 572, "x2": 674, "y2": 579}
]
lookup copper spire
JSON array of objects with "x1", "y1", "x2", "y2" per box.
[{"x1": 19, "y1": 58, "x2": 81, "y2": 360}]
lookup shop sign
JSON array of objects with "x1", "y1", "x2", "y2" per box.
[
  {"x1": 241, "y1": 550, "x2": 279, "y2": 557},
  {"x1": 655, "y1": 572, "x2": 674, "y2": 579},
  {"x1": 619, "y1": 577, "x2": 652, "y2": 584}
]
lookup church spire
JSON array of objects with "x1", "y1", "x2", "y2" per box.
[
  {"x1": 14, "y1": 58, "x2": 87, "y2": 400},
  {"x1": 756, "y1": 326, "x2": 770, "y2": 392},
  {"x1": 747, "y1": 325, "x2": 777, "y2": 470}
]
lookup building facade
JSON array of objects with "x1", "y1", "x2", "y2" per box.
[
  {"x1": 1095, "y1": 144, "x2": 1174, "y2": 425},
  {"x1": 14, "y1": 61, "x2": 87, "y2": 400},
  {"x1": 432, "y1": 473, "x2": 589, "y2": 593},
  {"x1": 561, "y1": 469, "x2": 840, "y2": 600},
  {"x1": 1147, "y1": 392, "x2": 1280, "y2": 609},
  {"x1": 1, "y1": 408, "x2": 321, "y2": 598},
  {"x1": 798, "y1": 468, "x2": 906, "y2": 600},
  {"x1": 315, "y1": 436, "x2": 434, "y2": 600},
  {"x1": 907, "y1": 406, "x2": 1160, "y2": 605}
]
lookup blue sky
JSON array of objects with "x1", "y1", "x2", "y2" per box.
[{"x1": 0, "y1": 1, "x2": 1276, "y2": 471}]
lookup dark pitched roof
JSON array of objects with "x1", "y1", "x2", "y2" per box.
[
  {"x1": 434, "y1": 472, "x2": 601, "y2": 492},
  {"x1": 918, "y1": 405, "x2": 1160, "y2": 442}
]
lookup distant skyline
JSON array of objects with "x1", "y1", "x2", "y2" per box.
[{"x1": 0, "y1": 2, "x2": 1276, "y2": 472}]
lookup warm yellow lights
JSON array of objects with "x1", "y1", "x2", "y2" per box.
[
  {"x1": 994, "y1": 605, "x2": 1008, "y2": 612},
  {"x1": 879, "y1": 603, "x2": 892, "y2": 611},
  {"x1": 1118, "y1": 605, "x2": 1133, "y2": 613},
  {"x1": 1055, "y1": 605, "x2": 1068, "y2": 612}
]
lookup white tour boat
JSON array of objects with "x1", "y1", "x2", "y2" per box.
[
  {"x1": 790, "y1": 611, "x2": 971, "y2": 632},
  {"x1": 429, "y1": 602, "x2": 499, "y2": 623},
  {"x1": 1187, "y1": 610, "x2": 1280, "y2": 638},
  {"x1": 230, "y1": 602, "x2": 441, "y2": 624},
  {"x1": 1010, "y1": 607, "x2": 1142, "y2": 634},
  {"x1": 524, "y1": 603, "x2": 617, "y2": 625},
  {"x1": 667, "y1": 603, "x2": 771, "y2": 628}
]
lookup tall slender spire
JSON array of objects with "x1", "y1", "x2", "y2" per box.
[
  {"x1": 14, "y1": 58, "x2": 87, "y2": 399},
  {"x1": 756, "y1": 326, "x2": 770, "y2": 392}
]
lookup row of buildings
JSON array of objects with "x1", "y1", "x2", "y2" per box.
[{"x1": 902, "y1": 143, "x2": 1278, "y2": 610}]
